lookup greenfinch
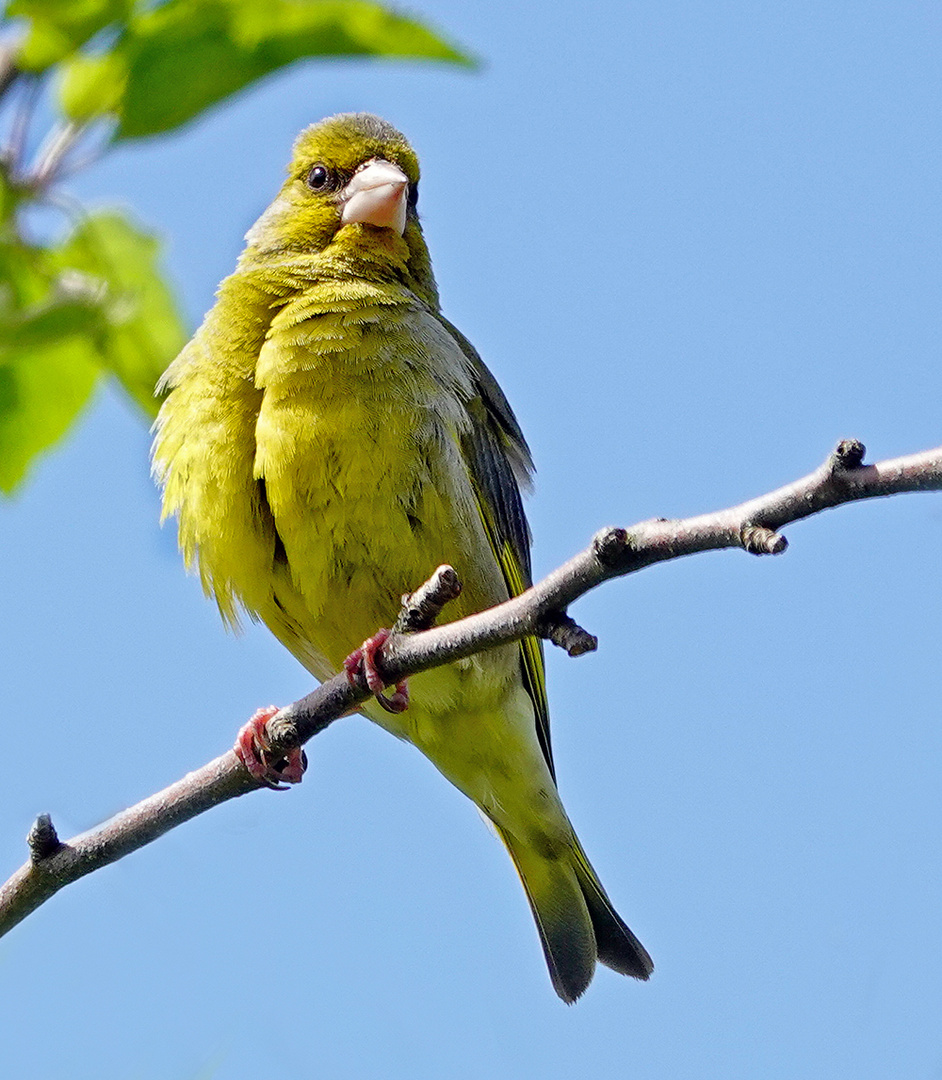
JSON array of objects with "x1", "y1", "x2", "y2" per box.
[{"x1": 153, "y1": 112, "x2": 652, "y2": 1002}]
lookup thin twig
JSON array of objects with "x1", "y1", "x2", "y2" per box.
[
  {"x1": 0, "y1": 42, "x2": 20, "y2": 104},
  {"x1": 28, "y1": 120, "x2": 84, "y2": 191},
  {"x1": 1, "y1": 439, "x2": 939, "y2": 937},
  {"x1": 5, "y1": 72, "x2": 41, "y2": 178}
]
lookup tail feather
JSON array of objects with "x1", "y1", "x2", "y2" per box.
[
  {"x1": 571, "y1": 837, "x2": 654, "y2": 979},
  {"x1": 495, "y1": 824, "x2": 597, "y2": 1004},
  {"x1": 496, "y1": 824, "x2": 653, "y2": 1001}
]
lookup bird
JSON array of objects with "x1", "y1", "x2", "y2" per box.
[{"x1": 152, "y1": 112, "x2": 653, "y2": 1002}]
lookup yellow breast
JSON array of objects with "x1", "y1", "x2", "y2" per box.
[{"x1": 253, "y1": 281, "x2": 499, "y2": 654}]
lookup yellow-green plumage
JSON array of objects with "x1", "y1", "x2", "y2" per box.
[{"x1": 153, "y1": 113, "x2": 652, "y2": 1002}]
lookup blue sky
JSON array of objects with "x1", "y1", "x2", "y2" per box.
[{"x1": 2, "y1": 2, "x2": 942, "y2": 1077}]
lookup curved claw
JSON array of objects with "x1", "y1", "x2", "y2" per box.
[
  {"x1": 376, "y1": 679, "x2": 409, "y2": 713},
  {"x1": 234, "y1": 705, "x2": 307, "y2": 790},
  {"x1": 344, "y1": 629, "x2": 410, "y2": 714}
]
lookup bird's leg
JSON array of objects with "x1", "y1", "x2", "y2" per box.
[
  {"x1": 343, "y1": 628, "x2": 410, "y2": 714},
  {"x1": 234, "y1": 705, "x2": 307, "y2": 790}
]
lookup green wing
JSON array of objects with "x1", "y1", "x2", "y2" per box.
[{"x1": 439, "y1": 316, "x2": 555, "y2": 780}]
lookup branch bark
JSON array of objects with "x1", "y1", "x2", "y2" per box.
[{"x1": 1, "y1": 439, "x2": 939, "y2": 937}]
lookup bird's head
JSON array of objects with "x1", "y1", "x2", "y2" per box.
[{"x1": 245, "y1": 113, "x2": 437, "y2": 306}]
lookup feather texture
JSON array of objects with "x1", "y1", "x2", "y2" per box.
[{"x1": 153, "y1": 113, "x2": 652, "y2": 1000}]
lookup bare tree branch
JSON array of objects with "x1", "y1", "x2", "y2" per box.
[{"x1": 1, "y1": 439, "x2": 939, "y2": 937}]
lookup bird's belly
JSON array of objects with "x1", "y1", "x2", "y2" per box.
[
  {"x1": 254, "y1": 377, "x2": 506, "y2": 671},
  {"x1": 364, "y1": 658, "x2": 562, "y2": 835},
  {"x1": 261, "y1": 421, "x2": 550, "y2": 824},
  {"x1": 243, "y1": 318, "x2": 547, "y2": 822}
]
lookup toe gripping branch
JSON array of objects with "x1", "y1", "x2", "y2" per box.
[
  {"x1": 343, "y1": 564, "x2": 464, "y2": 714},
  {"x1": 344, "y1": 629, "x2": 410, "y2": 713},
  {"x1": 235, "y1": 706, "x2": 308, "y2": 791},
  {"x1": 234, "y1": 566, "x2": 463, "y2": 788}
]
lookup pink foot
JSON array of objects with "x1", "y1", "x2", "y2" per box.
[
  {"x1": 234, "y1": 705, "x2": 307, "y2": 790},
  {"x1": 343, "y1": 629, "x2": 410, "y2": 714}
]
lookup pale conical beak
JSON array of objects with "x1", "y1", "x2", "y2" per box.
[{"x1": 340, "y1": 159, "x2": 409, "y2": 235}]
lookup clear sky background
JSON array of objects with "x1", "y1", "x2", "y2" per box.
[{"x1": 2, "y1": 2, "x2": 942, "y2": 1077}]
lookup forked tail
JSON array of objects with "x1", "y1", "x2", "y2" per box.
[{"x1": 495, "y1": 824, "x2": 653, "y2": 1003}]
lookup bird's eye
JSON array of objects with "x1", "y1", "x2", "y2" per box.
[
  {"x1": 307, "y1": 164, "x2": 331, "y2": 190},
  {"x1": 407, "y1": 181, "x2": 419, "y2": 211}
]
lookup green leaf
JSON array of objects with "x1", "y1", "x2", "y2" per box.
[
  {"x1": 0, "y1": 237, "x2": 55, "y2": 311},
  {"x1": 0, "y1": 211, "x2": 185, "y2": 491},
  {"x1": 10, "y1": 0, "x2": 133, "y2": 71},
  {"x1": 231, "y1": 0, "x2": 477, "y2": 64},
  {"x1": 53, "y1": 210, "x2": 187, "y2": 416},
  {"x1": 113, "y1": 0, "x2": 475, "y2": 139},
  {"x1": 0, "y1": 168, "x2": 15, "y2": 226},
  {"x1": 11, "y1": 20, "x2": 74, "y2": 72},
  {"x1": 0, "y1": 321, "x2": 101, "y2": 494},
  {"x1": 0, "y1": 166, "x2": 26, "y2": 232},
  {"x1": 58, "y1": 50, "x2": 128, "y2": 122},
  {"x1": 0, "y1": 234, "x2": 107, "y2": 491}
]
